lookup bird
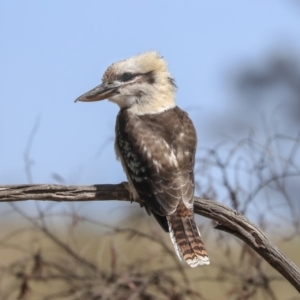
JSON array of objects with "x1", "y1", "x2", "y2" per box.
[{"x1": 75, "y1": 51, "x2": 210, "y2": 267}]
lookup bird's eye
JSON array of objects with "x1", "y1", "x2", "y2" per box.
[{"x1": 120, "y1": 72, "x2": 135, "y2": 82}]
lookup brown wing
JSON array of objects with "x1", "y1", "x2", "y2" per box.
[{"x1": 116, "y1": 106, "x2": 197, "y2": 218}]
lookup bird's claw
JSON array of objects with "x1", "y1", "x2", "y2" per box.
[{"x1": 122, "y1": 181, "x2": 134, "y2": 203}]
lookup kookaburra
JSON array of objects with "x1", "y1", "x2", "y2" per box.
[{"x1": 75, "y1": 51, "x2": 210, "y2": 267}]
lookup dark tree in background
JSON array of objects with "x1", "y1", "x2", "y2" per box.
[{"x1": 235, "y1": 48, "x2": 300, "y2": 126}]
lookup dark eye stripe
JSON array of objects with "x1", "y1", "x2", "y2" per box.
[
  {"x1": 118, "y1": 71, "x2": 156, "y2": 84},
  {"x1": 119, "y1": 72, "x2": 137, "y2": 82}
]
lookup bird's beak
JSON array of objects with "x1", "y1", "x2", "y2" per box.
[{"x1": 74, "y1": 82, "x2": 119, "y2": 103}]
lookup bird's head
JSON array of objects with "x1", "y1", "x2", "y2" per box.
[{"x1": 75, "y1": 51, "x2": 177, "y2": 115}]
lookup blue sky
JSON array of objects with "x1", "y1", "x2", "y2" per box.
[{"x1": 1, "y1": 1, "x2": 300, "y2": 222}]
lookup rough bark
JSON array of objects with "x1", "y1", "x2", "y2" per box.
[{"x1": 0, "y1": 183, "x2": 299, "y2": 292}]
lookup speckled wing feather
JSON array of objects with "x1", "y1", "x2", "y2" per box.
[{"x1": 116, "y1": 106, "x2": 210, "y2": 267}]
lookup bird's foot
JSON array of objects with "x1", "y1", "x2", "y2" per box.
[
  {"x1": 121, "y1": 181, "x2": 134, "y2": 203},
  {"x1": 121, "y1": 181, "x2": 143, "y2": 206}
]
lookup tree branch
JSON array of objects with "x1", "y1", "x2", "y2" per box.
[{"x1": 0, "y1": 183, "x2": 299, "y2": 292}]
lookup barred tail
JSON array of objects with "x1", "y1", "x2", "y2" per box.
[{"x1": 167, "y1": 215, "x2": 210, "y2": 267}]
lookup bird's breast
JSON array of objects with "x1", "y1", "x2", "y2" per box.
[{"x1": 115, "y1": 120, "x2": 147, "y2": 184}]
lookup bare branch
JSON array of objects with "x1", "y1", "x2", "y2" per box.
[
  {"x1": 0, "y1": 183, "x2": 299, "y2": 293},
  {"x1": 0, "y1": 184, "x2": 128, "y2": 202}
]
